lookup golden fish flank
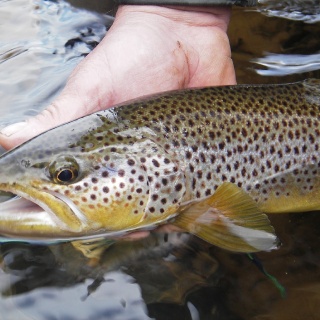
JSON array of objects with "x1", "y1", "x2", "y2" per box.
[{"x1": 0, "y1": 79, "x2": 319, "y2": 253}]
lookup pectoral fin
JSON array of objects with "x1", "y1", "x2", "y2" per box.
[
  {"x1": 173, "y1": 182, "x2": 279, "y2": 253},
  {"x1": 71, "y1": 238, "x2": 115, "y2": 265}
]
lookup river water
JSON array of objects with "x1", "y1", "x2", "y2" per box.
[{"x1": 0, "y1": 1, "x2": 319, "y2": 319}]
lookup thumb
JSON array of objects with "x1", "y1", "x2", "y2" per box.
[{"x1": 0, "y1": 95, "x2": 88, "y2": 150}]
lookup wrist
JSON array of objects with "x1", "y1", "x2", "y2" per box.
[
  {"x1": 117, "y1": 0, "x2": 257, "y2": 6},
  {"x1": 115, "y1": 5, "x2": 231, "y2": 31}
]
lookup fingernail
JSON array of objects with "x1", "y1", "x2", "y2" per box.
[{"x1": 0, "y1": 122, "x2": 28, "y2": 137}]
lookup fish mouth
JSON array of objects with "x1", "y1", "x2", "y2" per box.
[
  {"x1": 0, "y1": 183, "x2": 88, "y2": 240},
  {"x1": 0, "y1": 184, "x2": 137, "y2": 242}
]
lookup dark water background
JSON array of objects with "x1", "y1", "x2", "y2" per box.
[{"x1": 0, "y1": 0, "x2": 320, "y2": 319}]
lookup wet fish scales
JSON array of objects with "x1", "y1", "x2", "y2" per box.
[
  {"x1": 97, "y1": 79, "x2": 319, "y2": 213},
  {"x1": 0, "y1": 79, "x2": 319, "y2": 255}
]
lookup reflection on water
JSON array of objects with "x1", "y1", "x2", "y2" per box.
[
  {"x1": 0, "y1": 0, "x2": 319, "y2": 319},
  {"x1": 252, "y1": 53, "x2": 320, "y2": 76},
  {"x1": 0, "y1": 0, "x2": 112, "y2": 128},
  {"x1": 0, "y1": 234, "x2": 222, "y2": 320},
  {"x1": 258, "y1": 0, "x2": 320, "y2": 24},
  {"x1": 229, "y1": 3, "x2": 320, "y2": 83}
]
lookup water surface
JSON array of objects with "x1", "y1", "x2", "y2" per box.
[{"x1": 0, "y1": 1, "x2": 319, "y2": 319}]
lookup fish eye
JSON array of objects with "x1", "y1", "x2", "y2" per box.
[
  {"x1": 56, "y1": 168, "x2": 77, "y2": 183},
  {"x1": 48, "y1": 156, "x2": 79, "y2": 185}
]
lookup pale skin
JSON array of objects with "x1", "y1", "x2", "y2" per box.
[{"x1": 0, "y1": 4, "x2": 236, "y2": 239}]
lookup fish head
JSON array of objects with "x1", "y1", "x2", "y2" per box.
[{"x1": 0, "y1": 114, "x2": 186, "y2": 239}]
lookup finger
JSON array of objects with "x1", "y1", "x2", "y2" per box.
[
  {"x1": 154, "y1": 224, "x2": 184, "y2": 233},
  {"x1": 0, "y1": 93, "x2": 88, "y2": 150},
  {"x1": 120, "y1": 230, "x2": 151, "y2": 241}
]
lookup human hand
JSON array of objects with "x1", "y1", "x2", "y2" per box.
[{"x1": 0, "y1": 4, "x2": 235, "y2": 150}]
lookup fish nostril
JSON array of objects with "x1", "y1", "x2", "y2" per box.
[{"x1": 21, "y1": 159, "x2": 31, "y2": 168}]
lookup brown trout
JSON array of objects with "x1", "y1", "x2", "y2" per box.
[{"x1": 0, "y1": 79, "x2": 319, "y2": 253}]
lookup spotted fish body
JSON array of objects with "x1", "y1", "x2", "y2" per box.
[{"x1": 0, "y1": 79, "x2": 319, "y2": 253}]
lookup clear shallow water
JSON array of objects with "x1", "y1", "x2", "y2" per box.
[
  {"x1": 229, "y1": 1, "x2": 320, "y2": 83},
  {"x1": 0, "y1": 1, "x2": 320, "y2": 319}
]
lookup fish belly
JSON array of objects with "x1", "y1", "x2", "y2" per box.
[{"x1": 257, "y1": 164, "x2": 320, "y2": 213}]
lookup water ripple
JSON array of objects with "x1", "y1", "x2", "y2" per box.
[
  {"x1": 258, "y1": 0, "x2": 320, "y2": 24},
  {"x1": 0, "y1": 0, "x2": 113, "y2": 127},
  {"x1": 253, "y1": 52, "x2": 320, "y2": 76}
]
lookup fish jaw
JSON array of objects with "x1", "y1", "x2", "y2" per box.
[
  {"x1": 0, "y1": 183, "x2": 174, "y2": 241},
  {"x1": 0, "y1": 181, "x2": 89, "y2": 238}
]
